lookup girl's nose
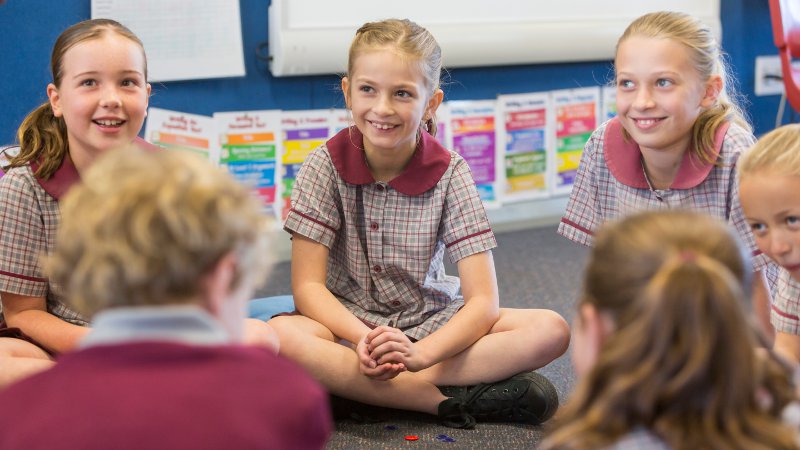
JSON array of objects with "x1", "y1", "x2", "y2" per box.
[
  {"x1": 100, "y1": 88, "x2": 122, "y2": 108},
  {"x1": 373, "y1": 94, "x2": 393, "y2": 115},
  {"x1": 770, "y1": 231, "x2": 793, "y2": 257},
  {"x1": 633, "y1": 87, "x2": 655, "y2": 110}
]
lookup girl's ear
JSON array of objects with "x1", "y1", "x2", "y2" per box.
[
  {"x1": 572, "y1": 302, "x2": 615, "y2": 375},
  {"x1": 424, "y1": 89, "x2": 444, "y2": 121},
  {"x1": 341, "y1": 77, "x2": 351, "y2": 109},
  {"x1": 700, "y1": 74, "x2": 723, "y2": 108},
  {"x1": 47, "y1": 83, "x2": 63, "y2": 117}
]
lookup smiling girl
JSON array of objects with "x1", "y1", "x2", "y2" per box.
[
  {"x1": 0, "y1": 19, "x2": 151, "y2": 385},
  {"x1": 557, "y1": 11, "x2": 776, "y2": 339},
  {"x1": 269, "y1": 18, "x2": 569, "y2": 428}
]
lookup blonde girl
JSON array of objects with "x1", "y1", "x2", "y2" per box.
[
  {"x1": 269, "y1": 18, "x2": 569, "y2": 428},
  {"x1": 739, "y1": 124, "x2": 800, "y2": 366},
  {"x1": 557, "y1": 11, "x2": 776, "y2": 339}
]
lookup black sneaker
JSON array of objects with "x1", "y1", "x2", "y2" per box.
[{"x1": 437, "y1": 371, "x2": 559, "y2": 428}]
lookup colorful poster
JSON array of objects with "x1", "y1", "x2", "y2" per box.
[
  {"x1": 433, "y1": 102, "x2": 450, "y2": 148},
  {"x1": 214, "y1": 110, "x2": 282, "y2": 216},
  {"x1": 330, "y1": 109, "x2": 350, "y2": 135},
  {"x1": 496, "y1": 92, "x2": 552, "y2": 202},
  {"x1": 601, "y1": 85, "x2": 617, "y2": 122},
  {"x1": 144, "y1": 108, "x2": 216, "y2": 161},
  {"x1": 552, "y1": 87, "x2": 600, "y2": 196},
  {"x1": 446, "y1": 100, "x2": 499, "y2": 207},
  {"x1": 280, "y1": 110, "x2": 332, "y2": 219}
]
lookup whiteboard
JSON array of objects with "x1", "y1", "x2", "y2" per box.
[{"x1": 268, "y1": 0, "x2": 720, "y2": 77}]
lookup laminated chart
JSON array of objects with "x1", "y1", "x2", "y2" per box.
[
  {"x1": 552, "y1": 87, "x2": 600, "y2": 196},
  {"x1": 144, "y1": 108, "x2": 216, "y2": 161},
  {"x1": 330, "y1": 109, "x2": 350, "y2": 135},
  {"x1": 214, "y1": 111, "x2": 281, "y2": 217},
  {"x1": 434, "y1": 102, "x2": 450, "y2": 148},
  {"x1": 601, "y1": 85, "x2": 617, "y2": 122},
  {"x1": 496, "y1": 93, "x2": 552, "y2": 202},
  {"x1": 446, "y1": 100, "x2": 499, "y2": 207},
  {"x1": 280, "y1": 110, "x2": 333, "y2": 220}
]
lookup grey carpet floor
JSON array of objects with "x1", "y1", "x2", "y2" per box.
[{"x1": 256, "y1": 225, "x2": 589, "y2": 449}]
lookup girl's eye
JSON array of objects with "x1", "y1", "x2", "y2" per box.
[
  {"x1": 396, "y1": 90, "x2": 412, "y2": 98},
  {"x1": 359, "y1": 85, "x2": 374, "y2": 93},
  {"x1": 656, "y1": 79, "x2": 674, "y2": 88},
  {"x1": 617, "y1": 79, "x2": 634, "y2": 89},
  {"x1": 81, "y1": 79, "x2": 97, "y2": 87},
  {"x1": 750, "y1": 222, "x2": 767, "y2": 235},
  {"x1": 787, "y1": 216, "x2": 800, "y2": 226},
  {"x1": 121, "y1": 79, "x2": 138, "y2": 87}
]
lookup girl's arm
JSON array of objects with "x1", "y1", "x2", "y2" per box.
[
  {"x1": 774, "y1": 331, "x2": 800, "y2": 366},
  {"x1": 370, "y1": 251, "x2": 500, "y2": 371},
  {"x1": 291, "y1": 234, "x2": 372, "y2": 345},
  {"x1": 1, "y1": 292, "x2": 90, "y2": 354}
]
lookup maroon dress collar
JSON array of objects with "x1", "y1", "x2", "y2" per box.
[
  {"x1": 603, "y1": 117, "x2": 729, "y2": 189},
  {"x1": 31, "y1": 136, "x2": 159, "y2": 200},
  {"x1": 327, "y1": 126, "x2": 451, "y2": 196}
]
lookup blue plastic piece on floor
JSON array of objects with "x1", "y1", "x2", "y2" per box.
[{"x1": 247, "y1": 295, "x2": 295, "y2": 321}]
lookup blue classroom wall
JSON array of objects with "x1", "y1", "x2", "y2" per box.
[{"x1": 0, "y1": 0, "x2": 788, "y2": 146}]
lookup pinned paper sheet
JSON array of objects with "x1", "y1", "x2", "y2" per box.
[{"x1": 92, "y1": 0, "x2": 245, "y2": 82}]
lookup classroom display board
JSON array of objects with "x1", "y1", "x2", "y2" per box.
[
  {"x1": 496, "y1": 93, "x2": 553, "y2": 202},
  {"x1": 552, "y1": 88, "x2": 601, "y2": 196},
  {"x1": 144, "y1": 84, "x2": 607, "y2": 214},
  {"x1": 446, "y1": 100, "x2": 500, "y2": 207}
]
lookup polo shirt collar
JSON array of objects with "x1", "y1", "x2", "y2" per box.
[
  {"x1": 603, "y1": 116, "x2": 729, "y2": 190},
  {"x1": 31, "y1": 137, "x2": 160, "y2": 200},
  {"x1": 327, "y1": 126, "x2": 450, "y2": 196}
]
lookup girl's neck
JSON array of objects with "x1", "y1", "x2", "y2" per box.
[
  {"x1": 364, "y1": 142, "x2": 416, "y2": 182},
  {"x1": 640, "y1": 147, "x2": 685, "y2": 190}
]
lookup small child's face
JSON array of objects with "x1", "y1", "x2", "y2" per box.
[
  {"x1": 342, "y1": 49, "x2": 441, "y2": 160},
  {"x1": 47, "y1": 33, "x2": 150, "y2": 164},
  {"x1": 615, "y1": 35, "x2": 717, "y2": 157},
  {"x1": 740, "y1": 171, "x2": 800, "y2": 281}
]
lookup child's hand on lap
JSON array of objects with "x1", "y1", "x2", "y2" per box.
[
  {"x1": 357, "y1": 330, "x2": 406, "y2": 380},
  {"x1": 365, "y1": 326, "x2": 427, "y2": 373}
]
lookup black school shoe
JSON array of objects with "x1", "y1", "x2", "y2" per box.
[{"x1": 437, "y1": 371, "x2": 559, "y2": 429}]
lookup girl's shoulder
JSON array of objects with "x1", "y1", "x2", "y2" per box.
[{"x1": 720, "y1": 121, "x2": 756, "y2": 156}]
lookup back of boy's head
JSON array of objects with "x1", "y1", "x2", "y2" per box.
[
  {"x1": 10, "y1": 19, "x2": 147, "y2": 180},
  {"x1": 616, "y1": 11, "x2": 751, "y2": 164},
  {"x1": 542, "y1": 210, "x2": 797, "y2": 450},
  {"x1": 738, "y1": 123, "x2": 800, "y2": 179},
  {"x1": 46, "y1": 149, "x2": 271, "y2": 317}
]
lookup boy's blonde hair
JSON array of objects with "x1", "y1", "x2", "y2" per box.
[
  {"x1": 738, "y1": 124, "x2": 800, "y2": 179},
  {"x1": 46, "y1": 149, "x2": 272, "y2": 317},
  {"x1": 346, "y1": 18, "x2": 442, "y2": 136},
  {"x1": 7, "y1": 19, "x2": 147, "y2": 180},
  {"x1": 541, "y1": 210, "x2": 796, "y2": 450},
  {"x1": 616, "y1": 11, "x2": 751, "y2": 165}
]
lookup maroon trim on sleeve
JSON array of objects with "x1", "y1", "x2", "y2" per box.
[
  {"x1": 288, "y1": 209, "x2": 338, "y2": 233},
  {"x1": 772, "y1": 304, "x2": 800, "y2": 321},
  {"x1": 445, "y1": 228, "x2": 493, "y2": 248},
  {"x1": 560, "y1": 217, "x2": 594, "y2": 236},
  {"x1": 0, "y1": 270, "x2": 47, "y2": 283}
]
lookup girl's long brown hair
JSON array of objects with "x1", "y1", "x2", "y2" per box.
[{"x1": 542, "y1": 211, "x2": 798, "y2": 450}]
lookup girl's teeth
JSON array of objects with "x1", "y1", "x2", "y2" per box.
[
  {"x1": 96, "y1": 120, "x2": 122, "y2": 126},
  {"x1": 372, "y1": 122, "x2": 393, "y2": 130}
]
